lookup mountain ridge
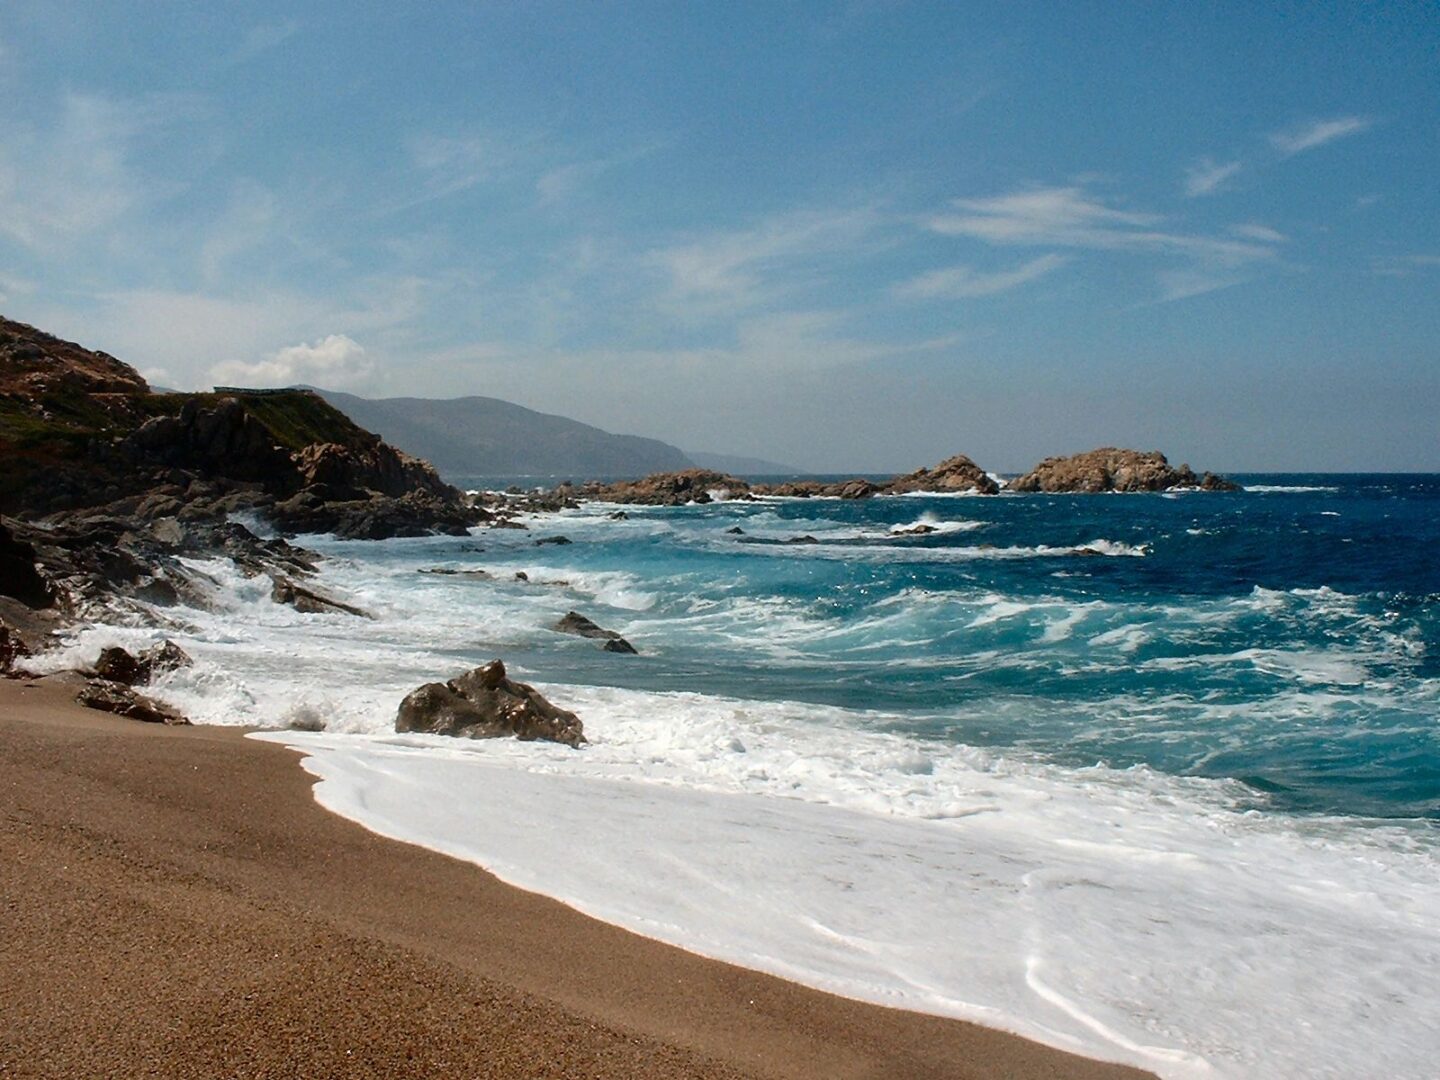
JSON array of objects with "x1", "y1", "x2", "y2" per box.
[{"x1": 308, "y1": 388, "x2": 696, "y2": 482}]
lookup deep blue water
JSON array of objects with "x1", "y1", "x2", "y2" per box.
[{"x1": 436, "y1": 475, "x2": 1440, "y2": 820}]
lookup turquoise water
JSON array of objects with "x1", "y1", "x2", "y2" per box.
[{"x1": 442, "y1": 474, "x2": 1438, "y2": 821}]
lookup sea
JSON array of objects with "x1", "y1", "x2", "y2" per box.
[{"x1": 34, "y1": 474, "x2": 1440, "y2": 1078}]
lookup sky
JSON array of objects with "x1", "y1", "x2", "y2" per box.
[{"x1": 1, "y1": 2, "x2": 1436, "y2": 472}]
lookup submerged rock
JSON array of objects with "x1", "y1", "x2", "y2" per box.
[{"x1": 395, "y1": 660, "x2": 585, "y2": 746}]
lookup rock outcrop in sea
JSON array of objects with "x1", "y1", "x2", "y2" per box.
[
  {"x1": 1008, "y1": 448, "x2": 1237, "y2": 493},
  {"x1": 886, "y1": 454, "x2": 1000, "y2": 496},
  {"x1": 396, "y1": 660, "x2": 586, "y2": 746}
]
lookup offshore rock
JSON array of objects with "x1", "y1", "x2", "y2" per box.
[
  {"x1": 581, "y1": 470, "x2": 751, "y2": 506},
  {"x1": 1009, "y1": 448, "x2": 1239, "y2": 493},
  {"x1": 888, "y1": 454, "x2": 1000, "y2": 496},
  {"x1": 553, "y1": 610, "x2": 639, "y2": 654},
  {"x1": 395, "y1": 660, "x2": 585, "y2": 747}
]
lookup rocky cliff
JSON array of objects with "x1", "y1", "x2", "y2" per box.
[{"x1": 0, "y1": 315, "x2": 479, "y2": 537}]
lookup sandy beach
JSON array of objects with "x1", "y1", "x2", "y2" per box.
[{"x1": 0, "y1": 676, "x2": 1153, "y2": 1080}]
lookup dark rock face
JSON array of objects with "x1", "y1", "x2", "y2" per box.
[
  {"x1": 0, "y1": 522, "x2": 56, "y2": 608},
  {"x1": 0, "y1": 621, "x2": 31, "y2": 673},
  {"x1": 553, "y1": 611, "x2": 639, "y2": 655},
  {"x1": 93, "y1": 640, "x2": 191, "y2": 686},
  {"x1": 1009, "y1": 448, "x2": 1238, "y2": 493},
  {"x1": 888, "y1": 455, "x2": 1000, "y2": 496},
  {"x1": 395, "y1": 660, "x2": 585, "y2": 747},
  {"x1": 76, "y1": 680, "x2": 189, "y2": 724}
]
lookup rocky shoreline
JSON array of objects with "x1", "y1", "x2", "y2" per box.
[{"x1": 2, "y1": 312, "x2": 1238, "y2": 745}]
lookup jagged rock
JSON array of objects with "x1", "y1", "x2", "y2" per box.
[
  {"x1": 553, "y1": 610, "x2": 639, "y2": 655},
  {"x1": 888, "y1": 454, "x2": 1000, "y2": 496},
  {"x1": 785, "y1": 535, "x2": 820, "y2": 545},
  {"x1": 93, "y1": 640, "x2": 192, "y2": 686},
  {"x1": 514, "y1": 571, "x2": 529, "y2": 581},
  {"x1": 725, "y1": 526, "x2": 745, "y2": 535},
  {"x1": 581, "y1": 470, "x2": 751, "y2": 506},
  {"x1": 535, "y1": 535, "x2": 572, "y2": 546},
  {"x1": 892, "y1": 523, "x2": 939, "y2": 536},
  {"x1": 608, "y1": 511, "x2": 628, "y2": 520},
  {"x1": 837, "y1": 479, "x2": 879, "y2": 500},
  {"x1": 270, "y1": 577, "x2": 371, "y2": 618},
  {"x1": 0, "y1": 521, "x2": 56, "y2": 608},
  {"x1": 1009, "y1": 448, "x2": 1238, "y2": 493},
  {"x1": 395, "y1": 660, "x2": 585, "y2": 746},
  {"x1": 76, "y1": 680, "x2": 189, "y2": 725}
]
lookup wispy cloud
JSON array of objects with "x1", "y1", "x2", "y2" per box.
[
  {"x1": 651, "y1": 206, "x2": 880, "y2": 311},
  {"x1": 1372, "y1": 254, "x2": 1440, "y2": 277},
  {"x1": 1269, "y1": 115, "x2": 1372, "y2": 156},
  {"x1": 1183, "y1": 157, "x2": 1242, "y2": 197},
  {"x1": 895, "y1": 254, "x2": 1068, "y2": 300},
  {"x1": 0, "y1": 92, "x2": 197, "y2": 250},
  {"x1": 226, "y1": 19, "x2": 300, "y2": 66},
  {"x1": 926, "y1": 185, "x2": 1275, "y2": 266},
  {"x1": 1228, "y1": 223, "x2": 1286, "y2": 243}
]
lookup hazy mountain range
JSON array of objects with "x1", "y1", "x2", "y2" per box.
[{"x1": 310, "y1": 388, "x2": 798, "y2": 482}]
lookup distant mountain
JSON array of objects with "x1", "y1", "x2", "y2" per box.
[
  {"x1": 686, "y1": 450, "x2": 805, "y2": 476},
  {"x1": 310, "y1": 388, "x2": 696, "y2": 481}
]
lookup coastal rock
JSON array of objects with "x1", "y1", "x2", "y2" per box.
[
  {"x1": 76, "y1": 680, "x2": 189, "y2": 725},
  {"x1": 837, "y1": 479, "x2": 880, "y2": 500},
  {"x1": 270, "y1": 576, "x2": 372, "y2": 618},
  {"x1": 888, "y1": 455, "x2": 1000, "y2": 496},
  {"x1": 581, "y1": 470, "x2": 751, "y2": 506},
  {"x1": 553, "y1": 610, "x2": 639, "y2": 655},
  {"x1": 1009, "y1": 448, "x2": 1239, "y2": 493},
  {"x1": 0, "y1": 621, "x2": 31, "y2": 674},
  {"x1": 395, "y1": 660, "x2": 585, "y2": 746},
  {"x1": 535, "y1": 535, "x2": 572, "y2": 546},
  {"x1": 0, "y1": 521, "x2": 56, "y2": 608},
  {"x1": 93, "y1": 640, "x2": 192, "y2": 686}
]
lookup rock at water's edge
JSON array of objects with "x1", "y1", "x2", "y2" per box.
[{"x1": 395, "y1": 660, "x2": 585, "y2": 747}]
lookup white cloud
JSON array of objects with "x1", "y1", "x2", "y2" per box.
[
  {"x1": 1269, "y1": 115, "x2": 1372, "y2": 156},
  {"x1": 212, "y1": 334, "x2": 370, "y2": 388},
  {"x1": 895, "y1": 254, "x2": 1068, "y2": 299},
  {"x1": 1183, "y1": 158, "x2": 1242, "y2": 197}
]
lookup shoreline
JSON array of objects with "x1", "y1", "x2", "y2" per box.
[{"x1": 1, "y1": 676, "x2": 1153, "y2": 1080}]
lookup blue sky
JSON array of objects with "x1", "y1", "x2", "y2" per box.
[{"x1": 1, "y1": 2, "x2": 1436, "y2": 471}]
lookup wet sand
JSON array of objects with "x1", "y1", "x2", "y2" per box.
[{"x1": 0, "y1": 676, "x2": 1153, "y2": 1079}]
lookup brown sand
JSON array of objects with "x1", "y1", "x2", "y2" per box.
[{"x1": 0, "y1": 677, "x2": 1154, "y2": 1080}]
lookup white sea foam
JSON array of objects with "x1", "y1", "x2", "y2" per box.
[
  {"x1": 254, "y1": 702, "x2": 1440, "y2": 1080},
  {"x1": 1244, "y1": 485, "x2": 1341, "y2": 494},
  {"x1": 31, "y1": 532, "x2": 1440, "y2": 1080}
]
